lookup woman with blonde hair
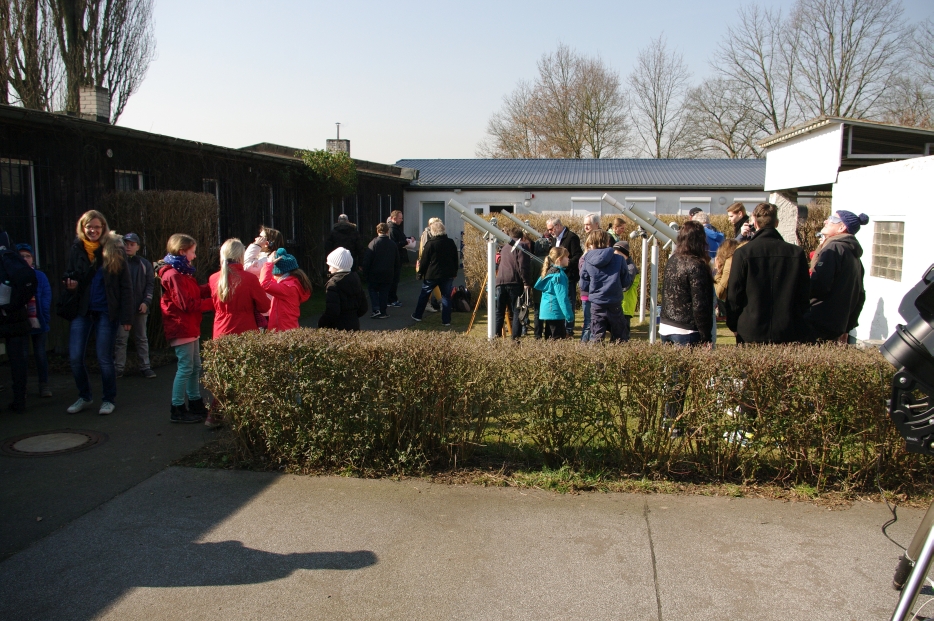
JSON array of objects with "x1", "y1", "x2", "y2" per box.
[
  {"x1": 63, "y1": 210, "x2": 133, "y2": 416},
  {"x1": 158, "y1": 233, "x2": 212, "y2": 424},
  {"x1": 209, "y1": 238, "x2": 270, "y2": 337}
]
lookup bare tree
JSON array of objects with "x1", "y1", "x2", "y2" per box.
[
  {"x1": 52, "y1": 0, "x2": 155, "y2": 122},
  {"x1": 0, "y1": 0, "x2": 62, "y2": 109},
  {"x1": 711, "y1": 4, "x2": 798, "y2": 137},
  {"x1": 792, "y1": 0, "x2": 908, "y2": 119},
  {"x1": 917, "y1": 19, "x2": 934, "y2": 87},
  {"x1": 477, "y1": 44, "x2": 629, "y2": 159},
  {"x1": 683, "y1": 78, "x2": 763, "y2": 158},
  {"x1": 878, "y1": 75, "x2": 932, "y2": 128},
  {"x1": 627, "y1": 35, "x2": 692, "y2": 158}
]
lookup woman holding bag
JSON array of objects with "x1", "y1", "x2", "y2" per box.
[
  {"x1": 209, "y1": 238, "x2": 270, "y2": 337},
  {"x1": 62, "y1": 210, "x2": 133, "y2": 416}
]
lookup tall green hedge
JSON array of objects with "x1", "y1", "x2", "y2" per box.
[{"x1": 202, "y1": 330, "x2": 930, "y2": 492}]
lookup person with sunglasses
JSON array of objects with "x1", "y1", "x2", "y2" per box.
[{"x1": 805, "y1": 210, "x2": 869, "y2": 343}]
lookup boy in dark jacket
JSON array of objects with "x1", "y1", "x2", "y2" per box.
[
  {"x1": 579, "y1": 234, "x2": 625, "y2": 343},
  {"x1": 319, "y1": 248, "x2": 368, "y2": 331},
  {"x1": 114, "y1": 233, "x2": 156, "y2": 378},
  {"x1": 362, "y1": 223, "x2": 400, "y2": 318}
]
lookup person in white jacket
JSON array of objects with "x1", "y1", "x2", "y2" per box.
[{"x1": 243, "y1": 226, "x2": 285, "y2": 276}]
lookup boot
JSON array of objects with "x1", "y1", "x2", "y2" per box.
[
  {"x1": 187, "y1": 398, "x2": 207, "y2": 420},
  {"x1": 39, "y1": 383, "x2": 52, "y2": 398},
  {"x1": 170, "y1": 404, "x2": 200, "y2": 424}
]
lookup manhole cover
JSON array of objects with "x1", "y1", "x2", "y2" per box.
[{"x1": 1, "y1": 429, "x2": 107, "y2": 457}]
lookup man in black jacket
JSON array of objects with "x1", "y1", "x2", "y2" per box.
[
  {"x1": 805, "y1": 210, "x2": 869, "y2": 342},
  {"x1": 726, "y1": 202, "x2": 810, "y2": 344},
  {"x1": 546, "y1": 217, "x2": 582, "y2": 335},
  {"x1": 362, "y1": 223, "x2": 400, "y2": 318},
  {"x1": 325, "y1": 214, "x2": 365, "y2": 272},
  {"x1": 727, "y1": 202, "x2": 752, "y2": 242},
  {"x1": 411, "y1": 221, "x2": 458, "y2": 326},
  {"x1": 494, "y1": 227, "x2": 532, "y2": 340}
]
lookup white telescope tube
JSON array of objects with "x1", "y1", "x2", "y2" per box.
[
  {"x1": 448, "y1": 199, "x2": 513, "y2": 245},
  {"x1": 498, "y1": 210, "x2": 543, "y2": 239},
  {"x1": 649, "y1": 237, "x2": 659, "y2": 344},
  {"x1": 601, "y1": 193, "x2": 677, "y2": 245}
]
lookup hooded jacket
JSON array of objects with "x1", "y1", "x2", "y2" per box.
[
  {"x1": 806, "y1": 233, "x2": 866, "y2": 339},
  {"x1": 158, "y1": 263, "x2": 211, "y2": 342},
  {"x1": 495, "y1": 237, "x2": 531, "y2": 287},
  {"x1": 260, "y1": 262, "x2": 310, "y2": 332},
  {"x1": 208, "y1": 264, "x2": 270, "y2": 337},
  {"x1": 534, "y1": 266, "x2": 574, "y2": 322},
  {"x1": 726, "y1": 227, "x2": 810, "y2": 344},
  {"x1": 580, "y1": 247, "x2": 624, "y2": 306}
]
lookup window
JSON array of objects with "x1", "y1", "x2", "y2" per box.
[
  {"x1": 115, "y1": 170, "x2": 143, "y2": 191},
  {"x1": 624, "y1": 196, "x2": 657, "y2": 214},
  {"x1": 871, "y1": 221, "x2": 904, "y2": 282},
  {"x1": 0, "y1": 158, "x2": 38, "y2": 259}
]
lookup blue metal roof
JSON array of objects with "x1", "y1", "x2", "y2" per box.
[{"x1": 395, "y1": 158, "x2": 766, "y2": 189}]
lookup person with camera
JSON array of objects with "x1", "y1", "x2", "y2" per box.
[
  {"x1": 727, "y1": 202, "x2": 752, "y2": 242},
  {"x1": 726, "y1": 203, "x2": 810, "y2": 344},
  {"x1": 62, "y1": 210, "x2": 133, "y2": 416},
  {"x1": 805, "y1": 210, "x2": 869, "y2": 343}
]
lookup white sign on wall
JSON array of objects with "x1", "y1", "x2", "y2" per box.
[{"x1": 764, "y1": 124, "x2": 844, "y2": 191}]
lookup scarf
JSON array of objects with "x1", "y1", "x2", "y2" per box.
[
  {"x1": 83, "y1": 239, "x2": 100, "y2": 263},
  {"x1": 163, "y1": 253, "x2": 196, "y2": 276}
]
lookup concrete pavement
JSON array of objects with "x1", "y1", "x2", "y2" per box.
[{"x1": 0, "y1": 467, "x2": 924, "y2": 620}]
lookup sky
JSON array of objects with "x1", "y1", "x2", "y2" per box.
[{"x1": 117, "y1": 0, "x2": 934, "y2": 165}]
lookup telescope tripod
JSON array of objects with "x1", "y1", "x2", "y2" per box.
[{"x1": 892, "y1": 501, "x2": 934, "y2": 620}]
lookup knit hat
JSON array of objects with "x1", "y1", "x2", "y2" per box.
[
  {"x1": 612, "y1": 240, "x2": 630, "y2": 256},
  {"x1": 15, "y1": 243, "x2": 33, "y2": 257},
  {"x1": 273, "y1": 247, "x2": 299, "y2": 275},
  {"x1": 326, "y1": 247, "x2": 353, "y2": 272},
  {"x1": 836, "y1": 211, "x2": 869, "y2": 235}
]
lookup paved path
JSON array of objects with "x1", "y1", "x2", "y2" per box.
[{"x1": 0, "y1": 467, "x2": 923, "y2": 620}]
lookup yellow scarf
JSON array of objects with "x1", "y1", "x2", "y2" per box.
[{"x1": 82, "y1": 239, "x2": 100, "y2": 263}]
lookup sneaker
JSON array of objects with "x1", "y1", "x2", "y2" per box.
[
  {"x1": 425, "y1": 305, "x2": 438, "y2": 313},
  {"x1": 141, "y1": 369, "x2": 157, "y2": 379},
  {"x1": 99, "y1": 401, "x2": 116, "y2": 416},
  {"x1": 39, "y1": 384, "x2": 52, "y2": 398},
  {"x1": 371, "y1": 311, "x2": 382, "y2": 319},
  {"x1": 389, "y1": 301, "x2": 403, "y2": 307},
  {"x1": 67, "y1": 398, "x2": 93, "y2": 414},
  {"x1": 377, "y1": 313, "x2": 390, "y2": 319},
  {"x1": 204, "y1": 412, "x2": 223, "y2": 429},
  {"x1": 442, "y1": 323, "x2": 451, "y2": 327},
  {"x1": 115, "y1": 370, "x2": 124, "y2": 379},
  {"x1": 411, "y1": 314, "x2": 422, "y2": 322}
]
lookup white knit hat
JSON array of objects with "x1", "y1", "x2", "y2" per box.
[{"x1": 326, "y1": 247, "x2": 353, "y2": 272}]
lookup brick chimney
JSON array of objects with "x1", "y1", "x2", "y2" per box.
[{"x1": 79, "y1": 86, "x2": 111, "y2": 123}]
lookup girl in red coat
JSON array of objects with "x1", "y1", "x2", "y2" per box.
[
  {"x1": 260, "y1": 248, "x2": 312, "y2": 331},
  {"x1": 209, "y1": 238, "x2": 270, "y2": 338},
  {"x1": 158, "y1": 234, "x2": 212, "y2": 424}
]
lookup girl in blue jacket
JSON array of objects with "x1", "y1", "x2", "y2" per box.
[{"x1": 534, "y1": 247, "x2": 574, "y2": 339}]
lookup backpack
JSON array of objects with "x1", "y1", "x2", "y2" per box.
[
  {"x1": 0, "y1": 247, "x2": 38, "y2": 333},
  {"x1": 451, "y1": 285, "x2": 472, "y2": 312}
]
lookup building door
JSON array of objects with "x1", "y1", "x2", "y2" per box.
[{"x1": 421, "y1": 202, "x2": 445, "y2": 232}]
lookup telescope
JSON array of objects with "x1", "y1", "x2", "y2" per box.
[
  {"x1": 448, "y1": 199, "x2": 513, "y2": 245},
  {"x1": 498, "y1": 210, "x2": 543, "y2": 239},
  {"x1": 882, "y1": 264, "x2": 934, "y2": 620},
  {"x1": 601, "y1": 193, "x2": 678, "y2": 247}
]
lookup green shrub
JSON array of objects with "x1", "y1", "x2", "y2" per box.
[{"x1": 202, "y1": 330, "x2": 931, "y2": 492}]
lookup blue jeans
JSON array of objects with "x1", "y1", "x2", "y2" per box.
[
  {"x1": 413, "y1": 278, "x2": 453, "y2": 324},
  {"x1": 368, "y1": 282, "x2": 391, "y2": 315},
  {"x1": 24, "y1": 332, "x2": 49, "y2": 384},
  {"x1": 70, "y1": 312, "x2": 118, "y2": 403},
  {"x1": 660, "y1": 332, "x2": 702, "y2": 347},
  {"x1": 580, "y1": 300, "x2": 591, "y2": 342},
  {"x1": 173, "y1": 341, "x2": 202, "y2": 406}
]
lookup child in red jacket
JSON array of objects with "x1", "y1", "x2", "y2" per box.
[
  {"x1": 261, "y1": 248, "x2": 312, "y2": 331},
  {"x1": 209, "y1": 238, "x2": 270, "y2": 337},
  {"x1": 158, "y1": 234, "x2": 212, "y2": 424}
]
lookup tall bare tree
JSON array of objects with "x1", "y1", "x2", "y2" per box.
[
  {"x1": 52, "y1": 0, "x2": 155, "y2": 122},
  {"x1": 711, "y1": 4, "x2": 798, "y2": 137},
  {"x1": 477, "y1": 44, "x2": 629, "y2": 159},
  {"x1": 627, "y1": 35, "x2": 692, "y2": 159},
  {"x1": 0, "y1": 0, "x2": 61, "y2": 109},
  {"x1": 792, "y1": 0, "x2": 908, "y2": 119},
  {"x1": 683, "y1": 78, "x2": 762, "y2": 158}
]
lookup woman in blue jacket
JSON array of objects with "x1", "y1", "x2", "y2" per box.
[{"x1": 534, "y1": 247, "x2": 574, "y2": 339}]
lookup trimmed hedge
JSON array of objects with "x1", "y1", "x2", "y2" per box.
[{"x1": 202, "y1": 330, "x2": 931, "y2": 492}]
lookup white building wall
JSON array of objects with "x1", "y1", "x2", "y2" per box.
[
  {"x1": 832, "y1": 156, "x2": 934, "y2": 341},
  {"x1": 403, "y1": 188, "x2": 766, "y2": 242}
]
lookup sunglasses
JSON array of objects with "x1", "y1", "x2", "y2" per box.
[{"x1": 827, "y1": 214, "x2": 842, "y2": 224}]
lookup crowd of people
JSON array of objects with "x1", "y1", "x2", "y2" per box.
[{"x1": 0, "y1": 201, "x2": 868, "y2": 419}]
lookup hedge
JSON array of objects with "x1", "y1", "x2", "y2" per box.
[{"x1": 202, "y1": 330, "x2": 930, "y2": 493}]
